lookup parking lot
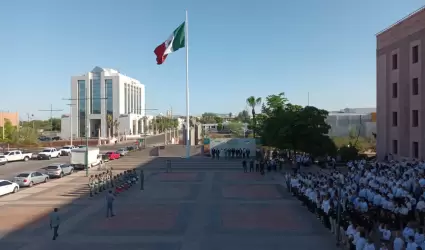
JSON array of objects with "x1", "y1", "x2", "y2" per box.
[{"x1": 0, "y1": 133, "x2": 168, "y2": 181}]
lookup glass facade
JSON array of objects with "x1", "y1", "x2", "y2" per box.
[
  {"x1": 78, "y1": 80, "x2": 86, "y2": 137},
  {"x1": 105, "y1": 79, "x2": 113, "y2": 115},
  {"x1": 124, "y1": 83, "x2": 128, "y2": 114},
  {"x1": 91, "y1": 73, "x2": 101, "y2": 114},
  {"x1": 131, "y1": 86, "x2": 133, "y2": 113}
]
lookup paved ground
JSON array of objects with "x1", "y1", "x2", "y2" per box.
[
  {"x1": 0, "y1": 133, "x2": 170, "y2": 181},
  {"x1": 0, "y1": 150, "x2": 338, "y2": 250}
]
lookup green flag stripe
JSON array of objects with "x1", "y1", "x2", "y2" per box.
[{"x1": 172, "y1": 22, "x2": 185, "y2": 52}]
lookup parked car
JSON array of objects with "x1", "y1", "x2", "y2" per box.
[
  {"x1": 116, "y1": 148, "x2": 129, "y2": 156},
  {"x1": 45, "y1": 163, "x2": 74, "y2": 178},
  {"x1": 77, "y1": 145, "x2": 86, "y2": 148},
  {"x1": 14, "y1": 171, "x2": 49, "y2": 187},
  {"x1": 37, "y1": 148, "x2": 61, "y2": 160},
  {"x1": 105, "y1": 151, "x2": 120, "y2": 160},
  {"x1": 1, "y1": 150, "x2": 33, "y2": 162},
  {"x1": 0, "y1": 155, "x2": 7, "y2": 166},
  {"x1": 126, "y1": 146, "x2": 135, "y2": 151},
  {"x1": 0, "y1": 180, "x2": 19, "y2": 196},
  {"x1": 38, "y1": 136, "x2": 51, "y2": 141},
  {"x1": 59, "y1": 145, "x2": 76, "y2": 156}
]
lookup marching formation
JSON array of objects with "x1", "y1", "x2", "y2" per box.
[{"x1": 88, "y1": 169, "x2": 140, "y2": 196}]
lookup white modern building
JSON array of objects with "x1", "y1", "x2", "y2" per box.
[{"x1": 61, "y1": 66, "x2": 146, "y2": 139}]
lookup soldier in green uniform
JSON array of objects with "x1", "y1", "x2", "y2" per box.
[
  {"x1": 89, "y1": 175, "x2": 94, "y2": 197},
  {"x1": 101, "y1": 173, "x2": 106, "y2": 191},
  {"x1": 96, "y1": 174, "x2": 102, "y2": 193},
  {"x1": 93, "y1": 174, "x2": 99, "y2": 194}
]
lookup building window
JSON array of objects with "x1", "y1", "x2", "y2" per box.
[
  {"x1": 412, "y1": 110, "x2": 419, "y2": 127},
  {"x1": 105, "y1": 79, "x2": 113, "y2": 116},
  {"x1": 412, "y1": 45, "x2": 419, "y2": 64},
  {"x1": 392, "y1": 140, "x2": 398, "y2": 154},
  {"x1": 413, "y1": 141, "x2": 419, "y2": 158},
  {"x1": 78, "y1": 80, "x2": 86, "y2": 137},
  {"x1": 413, "y1": 78, "x2": 419, "y2": 95},
  {"x1": 392, "y1": 111, "x2": 398, "y2": 126},
  {"x1": 127, "y1": 85, "x2": 131, "y2": 113},
  {"x1": 392, "y1": 82, "x2": 398, "y2": 98},
  {"x1": 91, "y1": 73, "x2": 101, "y2": 114},
  {"x1": 124, "y1": 84, "x2": 128, "y2": 114},
  {"x1": 392, "y1": 54, "x2": 398, "y2": 70}
]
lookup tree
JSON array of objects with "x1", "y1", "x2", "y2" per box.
[
  {"x1": 113, "y1": 119, "x2": 120, "y2": 136},
  {"x1": 228, "y1": 112, "x2": 233, "y2": 118},
  {"x1": 106, "y1": 114, "x2": 113, "y2": 138},
  {"x1": 0, "y1": 119, "x2": 16, "y2": 143},
  {"x1": 200, "y1": 112, "x2": 218, "y2": 124},
  {"x1": 261, "y1": 92, "x2": 288, "y2": 116},
  {"x1": 217, "y1": 123, "x2": 223, "y2": 131},
  {"x1": 246, "y1": 96, "x2": 262, "y2": 138},
  {"x1": 236, "y1": 110, "x2": 250, "y2": 123},
  {"x1": 260, "y1": 96, "x2": 335, "y2": 158},
  {"x1": 227, "y1": 122, "x2": 244, "y2": 137},
  {"x1": 214, "y1": 116, "x2": 223, "y2": 124},
  {"x1": 15, "y1": 127, "x2": 38, "y2": 145}
]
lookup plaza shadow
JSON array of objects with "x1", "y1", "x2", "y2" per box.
[{"x1": 0, "y1": 144, "x2": 204, "y2": 250}]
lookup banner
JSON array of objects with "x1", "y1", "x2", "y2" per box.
[{"x1": 203, "y1": 138, "x2": 211, "y2": 156}]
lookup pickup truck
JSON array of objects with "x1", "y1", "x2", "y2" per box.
[
  {"x1": 1, "y1": 150, "x2": 33, "y2": 162},
  {"x1": 37, "y1": 147, "x2": 61, "y2": 160},
  {"x1": 59, "y1": 145, "x2": 76, "y2": 156}
]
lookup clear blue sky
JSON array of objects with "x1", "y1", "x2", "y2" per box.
[{"x1": 0, "y1": 0, "x2": 423, "y2": 120}]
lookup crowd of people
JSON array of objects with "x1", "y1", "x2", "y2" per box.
[
  {"x1": 210, "y1": 147, "x2": 251, "y2": 159},
  {"x1": 287, "y1": 157, "x2": 425, "y2": 250}
]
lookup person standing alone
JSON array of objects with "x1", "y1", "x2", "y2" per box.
[
  {"x1": 106, "y1": 190, "x2": 116, "y2": 218},
  {"x1": 49, "y1": 208, "x2": 60, "y2": 240}
]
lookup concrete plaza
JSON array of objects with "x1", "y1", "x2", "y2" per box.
[{"x1": 0, "y1": 149, "x2": 338, "y2": 250}]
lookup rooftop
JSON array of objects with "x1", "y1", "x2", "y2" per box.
[
  {"x1": 328, "y1": 107, "x2": 376, "y2": 115},
  {"x1": 376, "y1": 5, "x2": 425, "y2": 36}
]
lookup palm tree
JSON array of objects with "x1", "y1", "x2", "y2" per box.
[
  {"x1": 143, "y1": 116, "x2": 148, "y2": 134},
  {"x1": 246, "y1": 96, "x2": 262, "y2": 138},
  {"x1": 106, "y1": 114, "x2": 113, "y2": 138},
  {"x1": 112, "y1": 119, "x2": 120, "y2": 137}
]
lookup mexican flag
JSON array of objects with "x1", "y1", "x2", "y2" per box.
[{"x1": 154, "y1": 22, "x2": 185, "y2": 65}]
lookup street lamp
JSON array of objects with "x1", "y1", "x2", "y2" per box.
[{"x1": 66, "y1": 103, "x2": 76, "y2": 146}]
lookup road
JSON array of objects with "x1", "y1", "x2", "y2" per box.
[{"x1": 0, "y1": 133, "x2": 169, "y2": 181}]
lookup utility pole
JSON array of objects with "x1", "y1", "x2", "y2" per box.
[
  {"x1": 307, "y1": 92, "x2": 310, "y2": 106},
  {"x1": 66, "y1": 103, "x2": 76, "y2": 146},
  {"x1": 26, "y1": 113, "x2": 34, "y2": 128},
  {"x1": 1, "y1": 111, "x2": 4, "y2": 140},
  {"x1": 38, "y1": 104, "x2": 63, "y2": 131}
]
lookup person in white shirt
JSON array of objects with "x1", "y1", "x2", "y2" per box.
[
  {"x1": 393, "y1": 231, "x2": 405, "y2": 250},
  {"x1": 406, "y1": 235, "x2": 418, "y2": 250},
  {"x1": 345, "y1": 222, "x2": 356, "y2": 249},
  {"x1": 415, "y1": 228, "x2": 424, "y2": 246},
  {"x1": 355, "y1": 231, "x2": 366, "y2": 250},
  {"x1": 403, "y1": 224, "x2": 415, "y2": 241},
  {"x1": 381, "y1": 224, "x2": 391, "y2": 242},
  {"x1": 363, "y1": 237, "x2": 375, "y2": 250},
  {"x1": 321, "y1": 196, "x2": 331, "y2": 230}
]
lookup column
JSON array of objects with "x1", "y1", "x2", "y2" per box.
[{"x1": 135, "y1": 118, "x2": 139, "y2": 135}]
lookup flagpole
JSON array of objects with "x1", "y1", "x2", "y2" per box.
[{"x1": 185, "y1": 10, "x2": 190, "y2": 158}]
